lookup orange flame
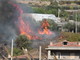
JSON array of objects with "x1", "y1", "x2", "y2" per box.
[
  {"x1": 18, "y1": 17, "x2": 42, "y2": 40},
  {"x1": 39, "y1": 19, "x2": 52, "y2": 35},
  {"x1": 18, "y1": 17, "x2": 32, "y2": 40},
  {"x1": 9, "y1": 2, "x2": 43, "y2": 40}
]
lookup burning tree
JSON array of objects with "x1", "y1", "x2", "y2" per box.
[{"x1": 39, "y1": 19, "x2": 52, "y2": 35}]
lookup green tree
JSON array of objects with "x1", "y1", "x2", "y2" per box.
[
  {"x1": 60, "y1": 10, "x2": 69, "y2": 21},
  {"x1": 63, "y1": 23, "x2": 80, "y2": 32},
  {"x1": 13, "y1": 48, "x2": 23, "y2": 56},
  {"x1": 15, "y1": 35, "x2": 32, "y2": 50},
  {"x1": 33, "y1": 7, "x2": 46, "y2": 14},
  {"x1": 48, "y1": 19, "x2": 58, "y2": 31},
  {"x1": 63, "y1": 23, "x2": 75, "y2": 32},
  {"x1": 61, "y1": 32, "x2": 80, "y2": 42},
  {"x1": 40, "y1": 19, "x2": 58, "y2": 31}
]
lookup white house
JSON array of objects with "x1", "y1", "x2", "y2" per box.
[
  {"x1": 46, "y1": 40, "x2": 80, "y2": 60},
  {"x1": 30, "y1": 13, "x2": 61, "y2": 24}
]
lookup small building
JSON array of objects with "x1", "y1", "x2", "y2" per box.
[
  {"x1": 30, "y1": 13, "x2": 61, "y2": 24},
  {"x1": 46, "y1": 40, "x2": 80, "y2": 60},
  {"x1": 22, "y1": 13, "x2": 61, "y2": 24}
]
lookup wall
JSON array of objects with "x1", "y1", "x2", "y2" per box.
[{"x1": 48, "y1": 50, "x2": 80, "y2": 60}]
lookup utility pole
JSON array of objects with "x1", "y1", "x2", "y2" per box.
[
  {"x1": 57, "y1": 0, "x2": 60, "y2": 18},
  {"x1": 75, "y1": 13, "x2": 77, "y2": 33},
  {"x1": 11, "y1": 39, "x2": 13, "y2": 60},
  {"x1": 39, "y1": 46, "x2": 42, "y2": 60}
]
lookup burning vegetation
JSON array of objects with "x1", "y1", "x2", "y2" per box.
[
  {"x1": 0, "y1": 0, "x2": 58, "y2": 46},
  {"x1": 18, "y1": 16, "x2": 53, "y2": 40},
  {"x1": 38, "y1": 19, "x2": 52, "y2": 35}
]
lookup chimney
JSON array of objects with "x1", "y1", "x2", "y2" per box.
[
  {"x1": 50, "y1": 42, "x2": 53, "y2": 46},
  {"x1": 77, "y1": 42, "x2": 80, "y2": 45}
]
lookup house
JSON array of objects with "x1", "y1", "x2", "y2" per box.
[
  {"x1": 46, "y1": 40, "x2": 80, "y2": 60},
  {"x1": 22, "y1": 13, "x2": 61, "y2": 25},
  {"x1": 29, "y1": 13, "x2": 61, "y2": 23}
]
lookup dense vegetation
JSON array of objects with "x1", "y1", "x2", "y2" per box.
[
  {"x1": 15, "y1": 35, "x2": 32, "y2": 50},
  {"x1": 14, "y1": 35, "x2": 32, "y2": 56},
  {"x1": 32, "y1": 2, "x2": 58, "y2": 17},
  {"x1": 59, "y1": 32, "x2": 80, "y2": 42},
  {"x1": 32, "y1": 0, "x2": 80, "y2": 21},
  {"x1": 63, "y1": 22, "x2": 80, "y2": 32},
  {"x1": 39, "y1": 19, "x2": 59, "y2": 31}
]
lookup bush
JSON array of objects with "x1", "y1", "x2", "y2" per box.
[
  {"x1": 60, "y1": 32, "x2": 80, "y2": 42},
  {"x1": 13, "y1": 48, "x2": 23, "y2": 56}
]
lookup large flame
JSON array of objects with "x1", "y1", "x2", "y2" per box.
[
  {"x1": 9, "y1": 2, "x2": 35, "y2": 40},
  {"x1": 18, "y1": 16, "x2": 43, "y2": 40},
  {"x1": 18, "y1": 17, "x2": 32, "y2": 40},
  {"x1": 39, "y1": 19, "x2": 52, "y2": 35},
  {"x1": 9, "y1": 2, "x2": 53, "y2": 40}
]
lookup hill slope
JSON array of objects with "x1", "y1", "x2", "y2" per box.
[{"x1": 59, "y1": 32, "x2": 80, "y2": 42}]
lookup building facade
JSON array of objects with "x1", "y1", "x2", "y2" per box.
[{"x1": 46, "y1": 40, "x2": 80, "y2": 60}]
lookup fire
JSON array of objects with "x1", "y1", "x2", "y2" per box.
[
  {"x1": 10, "y1": 2, "x2": 52, "y2": 40},
  {"x1": 11, "y1": 3, "x2": 40, "y2": 40},
  {"x1": 18, "y1": 17, "x2": 32, "y2": 40},
  {"x1": 18, "y1": 17, "x2": 42, "y2": 40},
  {"x1": 39, "y1": 19, "x2": 52, "y2": 35}
]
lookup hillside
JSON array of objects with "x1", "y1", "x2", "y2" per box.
[
  {"x1": 16, "y1": 0, "x2": 50, "y2": 6},
  {"x1": 59, "y1": 32, "x2": 80, "y2": 42}
]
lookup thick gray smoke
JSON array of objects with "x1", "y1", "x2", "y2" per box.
[
  {"x1": 22, "y1": 14, "x2": 59, "y2": 48},
  {"x1": 0, "y1": 0, "x2": 17, "y2": 44},
  {"x1": 0, "y1": 0, "x2": 33, "y2": 44},
  {"x1": 0, "y1": 0, "x2": 59, "y2": 47}
]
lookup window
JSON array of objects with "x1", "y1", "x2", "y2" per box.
[
  {"x1": 63, "y1": 42, "x2": 68, "y2": 45},
  {"x1": 70, "y1": 53, "x2": 75, "y2": 59},
  {"x1": 56, "y1": 52, "x2": 61, "y2": 59}
]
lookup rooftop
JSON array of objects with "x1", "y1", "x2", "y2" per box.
[
  {"x1": 46, "y1": 40, "x2": 80, "y2": 50},
  {"x1": 49, "y1": 40, "x2": 80, "y2": 47}
]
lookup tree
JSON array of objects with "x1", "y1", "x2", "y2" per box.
[
  {"x1": 15, "y1": 35, "x2": 32, "y2": 50},
  {"x1": 60, "y1": 10, "x2": 69, "y2": 21},
  {"x1": 40, "y1": 19, "x2": 58, "y2": 31},
  {"x1": 63, "y1": 23, "x2": 75, "y2": 32},
  {"x1": 60, "y1": 32, "x2": 80, "y2": 42},
  {"x1": 48, "y1": 19, "x2": 58, "y2": 31},
  {"x1": 33, "y1": 0, "x2": 59, "y2": 17},
  {"x1": 13, "y1": 48, "x2": 23, "y2": 56},
  {"x1": 63, "y1": 23, "x2": 80, "y2": 32},
  {"x1": 33, "y1": 7, "x2": 46, "y2": 14}
]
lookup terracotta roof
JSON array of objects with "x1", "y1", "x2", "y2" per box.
[{"x1": 49, "y1": 40, "x2": 80, "y2": 47}]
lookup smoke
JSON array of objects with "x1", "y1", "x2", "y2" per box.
[
  {"x1": 0, "y1": 0, "x2": 17, "y2": 43},
  {"x1": 0, "y1": 0, "x2": 59, "y2": 47},
  {"x1": 0, "y1": 0, "x2": 37, "y2": 44},
  {"x1": 0, "y1": 0, "x2": 33, "y2": 43}
]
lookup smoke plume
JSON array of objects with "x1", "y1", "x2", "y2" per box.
[{"x1": 0, "y1": 0, "x2": 59, "y2": 47}]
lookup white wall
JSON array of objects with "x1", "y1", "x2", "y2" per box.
[{"x1": 30, "y1": 13, "x2": 61, "y2": 24}]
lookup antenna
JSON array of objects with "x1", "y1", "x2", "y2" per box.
[
  {"x1": 39, "y1": 46, "x2": 42, "y2": 60},
  {"x1": 11, "y1": 39, "x2": 13, "y2": 60}
]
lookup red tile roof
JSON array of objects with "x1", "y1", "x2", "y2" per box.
[{"x1": 49, "y1": 40, "x2": 80, "y2": 47}]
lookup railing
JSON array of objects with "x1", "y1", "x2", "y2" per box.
[
  {"x1": 58, "y1": 0, "x2": 80, "y2": 1},
  {"x1": 56, "y1": 59, "x2": 80, "y2": 60},
  {"x1": 47, "y1": 46, "x2": 80, "y2": 50},
  {"x1": 48, "y1": 59, "x2": 80, "y2": 60}
]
